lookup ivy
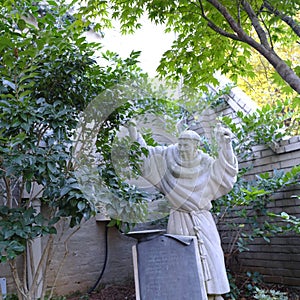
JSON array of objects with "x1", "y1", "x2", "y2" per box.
[{"x1": 221, "y1": 99, "x2": 299, "y2": 158}]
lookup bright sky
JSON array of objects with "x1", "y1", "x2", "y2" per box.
[{"x1": 99, "y1": 17, "x2": 175, "y2": 77}]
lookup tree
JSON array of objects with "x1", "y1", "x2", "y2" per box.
[
  {"x1": 0, "y1": 1, "x2": 149, "y2": 299},
  {"x1": 236, "y1": 47, "x2": 299, "y2": 106},
  {"x1": 75, "y1": 0, "x2": 300, "y2": 103},
  {"x1": 1, "y1": 1, "x2": 299, "y2": 299},
  {"x1": 235, "y1": 47, "x2": 300, "y2": 134}
]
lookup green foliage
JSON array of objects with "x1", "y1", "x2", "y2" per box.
[
  {"x1": 74, "y1": 0, "x2": 300, "y2": 97},
  {"x1": 214, "y1": 100, "x2": 300, "y2": 288},
  {"x1": 0, "y1": 0, "x2": 100, "y2": 233},
  {"x1": 221, "y1": 99, "x2": 299, "y2": 159},
  {"x1": 216, "y1": 165, "x2": 300, "y2": 259},
  {"x1": 1, "y1": 1, "x2": 171, "y2": 298},
  {"x1": 222, "y1": 129, "x2": 299, "y2": 249},
  {"x1": 0, "y1": 206, "x2": 56, "y2": 262},
  {"x1": 226, "y1": 271, "x2": 241, "y2": 300},
  {"x1": 268, "y1": 200, "x2": 300, "y2": 235},
  {"x1": 91, "y1": 68, "x2": 182, "y2": 228},
  {"x1": 5, "y1": 294, "x2": 18, "y2": 300},
  {"x1": 0, "y1": 1, "x2": 109, "y2": 297},
  {"x1": 253, "y1": 287, "x2": 288, "y2": 300},
  {"x1": 226, "y1": 271, "x2": 263, "y2": 300},
  {"x1": 1, "y1": 1, "x2": 299, "y2": 297},
  {"x1": 0, "y1": 0, "x2": 155, "y2": 262}
]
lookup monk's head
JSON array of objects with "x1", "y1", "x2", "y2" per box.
[{"x1": 178, "y1": 130, "x2": 200, "y2": 161}]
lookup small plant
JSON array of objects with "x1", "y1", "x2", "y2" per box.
[
  {"x1": 253, "y1": 287, "x2": 288, "y2": 300},
  {"x1": 225, "y1": 271, "x2": 263, "y2": 300},
  {"x1": 225, "y1": 271, "x2": 240, "y2": 300}
]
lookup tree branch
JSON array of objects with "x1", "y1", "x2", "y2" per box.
[
  {"x1": 9, "y1": 260, "x2": 27, "y2": 299},
  {"x1": 263, "y1": 1, "x2": 300, "y2": 38},
  {"x1": 47, "y1": 224, "x2": 81, "y2": 299},
  {"x1": 40, "y1": 234, "x2": 55, "y2": 300},
  {"x1": 198, "y1": 0, "x2": 242, "y2": 41},
  {"x1": 207, "y1": 21, "x2": 242, "y2": 41},
  {"x1": 197, "y1": 0, "x2": 205, "y2": 15},
  {"x1": 260, "y1": 17, "x2": 274, "y2": 49},
  {"x1": 236, "y1": 0, "x2": 242, "y2": 26},
  {"x1": 23, "y1": 251, "x2": 28, "y2": 295},
  {"x1": 206, "y1": 0, "x2": 245, "y2": 38},
  {"x1": 3, "y1": 177, "x2": 12, "y2": 208},
  {"x1": 204, "y1": 1, "x2": 300, "y2": 94},
  {"x1": 242, "y1": 0, "x2": 271, "y2": 49}
]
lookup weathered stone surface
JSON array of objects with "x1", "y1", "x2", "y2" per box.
[{"x1": 133, "y1": 234, "x2": 207, "y2": 300}]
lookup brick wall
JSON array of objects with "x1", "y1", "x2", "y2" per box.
[
  {"x1": 46, "y1": 218, "x2": 137, "y2": 296},
  {"x1": 169, "y1": 89, "x2": 300, "y2": 287},
  {"x1": 209, "y1": 78, "x2": 300, "y2": 288},
  {"x1": 221, "y1": 138, "x2": 300, "y2": 287},
  {"x1": 205, "y1": 79, "x2": 300, "y2": 287}
]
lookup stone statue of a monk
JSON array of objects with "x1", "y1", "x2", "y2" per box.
[{"x1": 128, "y1": 123, "x2": 238, "y2": 300}]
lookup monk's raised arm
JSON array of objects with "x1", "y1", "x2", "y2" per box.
[{"x1": 215, "y1": 123, "x2": 236, "y2": 166}]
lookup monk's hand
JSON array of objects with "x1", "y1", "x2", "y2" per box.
[{"x1": 215, "y1": 123, "x2": 233, "y2": 145}]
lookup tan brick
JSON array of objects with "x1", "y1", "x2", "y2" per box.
[{"x1": 284, "y1": 142, "x2": 300, "y2": 152}]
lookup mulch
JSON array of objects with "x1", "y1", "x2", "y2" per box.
[
  {"x1": 68, "y1": 282, "x2": 300, "y2": 300},
  {"x1": 88, "y1": 284, "x2": 136, "y2": 300},
  {"x1": 68, "y1": 283, "x2": 136, "y2": 300}
]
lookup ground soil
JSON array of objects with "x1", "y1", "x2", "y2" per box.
[
  {"x1": 87, "y1": 284, "x2": 136, "y2": 300},
  {"x1": 68, "y1": 283, "x2": 136, "y2": 300},
  {"x1": 68, "y1": 281, "x2": 299, "y2": 300}
]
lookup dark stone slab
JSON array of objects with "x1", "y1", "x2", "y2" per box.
[{"x1": 133, "y1": 234, "x2": 207, "y2": 300}]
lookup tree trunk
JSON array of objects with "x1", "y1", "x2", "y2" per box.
[
  {"x1": 206, "y1": 0, "x2": 300, "y2": 95},
  {"x1": 244, "y1": 38, "x2": 300, "y2": 94}
]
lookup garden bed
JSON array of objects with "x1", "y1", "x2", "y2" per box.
[{"x1": 68, "y1": 281, "x2": 299, "y2": 300}]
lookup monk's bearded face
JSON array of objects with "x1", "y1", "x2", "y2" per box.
[{"x1": 178, "y1": 138, "x2": 198, "y2": 161}]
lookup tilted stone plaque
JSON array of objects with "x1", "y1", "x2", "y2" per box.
[{"x1": 132, "y1": 233, "x2": 207, "y2": 300}]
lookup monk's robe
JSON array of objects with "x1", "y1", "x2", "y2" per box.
[{"x1": 138, "y1": 137, "x2": 238, "y2": 295}]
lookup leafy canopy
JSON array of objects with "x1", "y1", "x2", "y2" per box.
[{"x1": 75, "y1": 0, "x2": 300, "y2": 100}]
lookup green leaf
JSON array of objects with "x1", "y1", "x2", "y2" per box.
[
  {"x1": 4, "y1": 230, "x2": 15, "y2": 239},
  {"x1": 47, "y1": 0, "x2": 59, "y2": 6},
  {"x1": 17, "y1": 19, "x2": 27, "y2": 31},
  {"x1": 25, "y1": 181, "x2": 32, "y2": 194},
  {"x1": 9, "y1": 241, "x2": 25, "y2": 253},
  {"x1": 19, "y1": 89, "x2": 32, "y2": 98},
  {"x1": 3, "y1": 79, "x2": 16, "y2": 90},
  {"x1": 60, "y1": 186, "x2": 71, "y2": 197},
  {"x1": 280, "y1": 212, "x2": 290, "y2": 220},
  {"x1": 16, "y1": 229, "x2": 28, "y2": 239},
  {"x1": 107, "y1": 219, "x2": 117, "y2": 227},
  {"x1": 77, "y1": 201, "x2": 86, "y2": 211},
  {"x1": 47, "y1": 162, "x2": 57, "y2": 174},
  {"x1": 0, "y1": 37, "x2": 13, "y2": 51},
  {"x1": 49, "y1": 217, "x2": 60, "y2": 226},
  {"x1": 35, "y1": 214, "x2": 45, "y2": 226},
  {"x1": 48, "y1": 227, "x2": 57, "y2": 234}
]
